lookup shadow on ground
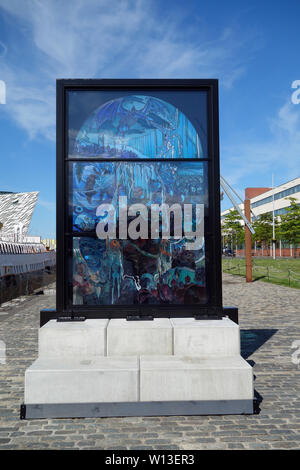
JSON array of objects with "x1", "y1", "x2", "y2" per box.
[
  {"x1": 241, "y1": 329, "x2": 278, "y2": 359},
  {"x1": 240, "y1": 329, "x2": 278, "y2": 415}
]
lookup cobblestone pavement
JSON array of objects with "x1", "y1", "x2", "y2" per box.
[{"x1": 0, "y1": 274, "x2": 299, "y2": 450}]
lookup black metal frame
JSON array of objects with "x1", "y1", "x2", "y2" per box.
[
  {"x1": 55, "y1": 79, "x2": 223, "y2": 320},
  {"x1": 40, "y1": 306, "x2": 238, "y2": 327}
]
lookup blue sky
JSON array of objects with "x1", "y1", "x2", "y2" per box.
[{"x1": 0, "y1": 0, "x2": 299, "y2": 238}]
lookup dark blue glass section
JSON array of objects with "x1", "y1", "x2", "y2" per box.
[{"x1": 73, "y1": 235, "x2": 207, "y2": 306}]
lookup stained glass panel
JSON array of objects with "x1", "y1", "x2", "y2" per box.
[
  {"x1": 70, "y1": 161, "x2": 208, "y2": 306},
  {"x1": 68, "y1": 92, "x2": 208, "y2": 159}
]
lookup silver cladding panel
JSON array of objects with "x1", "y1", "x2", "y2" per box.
[{"x1": 0, "y1": 191, "x2": 39, "y2": 237}]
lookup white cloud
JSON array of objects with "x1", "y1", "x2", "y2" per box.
[
  {"x1": 0, "y1": 39, "x2": 7, "y2": 57},
  {"x1": 0, "y1": 0, "x2": 250, "y2": 141}
]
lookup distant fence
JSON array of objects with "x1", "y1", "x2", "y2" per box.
[{"x1": 222, "y1": 259, "x2": 300, "y2": 288}]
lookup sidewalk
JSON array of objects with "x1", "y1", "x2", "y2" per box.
[{"x1": 0, "y1": 275, "x2": 299, "y2": 450}]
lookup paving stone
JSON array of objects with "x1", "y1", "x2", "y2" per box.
[
  {"x1": 244, "y1": 443, "x2": 271, "y2": 449},
  {"x1": 271, "y1": 441, "x2": 300, "y2": 449},
  {"x1": 0, "y1": 438, "x2": 10, "y2": 444},
  {"x1": 104, "y1": 446, "x2": 128, "y2": 450},
  {"x1": 132, "y1": 445, "x2": 156, "y2": 450},
  {"x1": 145, "y1": 439, "x2": 173, "y2": 444}
]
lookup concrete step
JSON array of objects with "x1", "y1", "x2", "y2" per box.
[
  {"x1": 24, "y1": 355, "x2": 253, "y2": 405},
  {"x1": 140, "y1": 355, "x2": 253, "y2": 402},
  {"x1": 38, "y1": 319, "x2": 108, "y2": 358},
  {"x1": 171, "y1": 317, "x2": 240, "y2": 357},
  {"x1": 107, "y1": 318, "x2": 173, "y2": 356},
  {"x1": 38, "y1": 317, "x2": 240, "y2": 358}
]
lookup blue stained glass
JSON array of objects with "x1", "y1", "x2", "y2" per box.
[
  {"x1": 70, "y1": 161, "x2": 207, "y2": 233},
  {"x1": 73, "y1": 234, "x2": 207, "y2": 306}
]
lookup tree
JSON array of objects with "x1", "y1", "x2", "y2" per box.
[
  {"x1": 252, "y1": 212, "x2": 279, "y2": 254},
  {"x1": 222, "y1": 210, "x2": 244, "y2": 252},
  {"x1": 278, "y1": 197, "x2": 300, "y2": 257}
]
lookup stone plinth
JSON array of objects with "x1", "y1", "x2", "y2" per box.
[
  {"x1": 107, "y1": 318, "x2": 173, "y2": 356},
  {"x1": 23, "y1": 316, "x2": 254, "y2": 417}
]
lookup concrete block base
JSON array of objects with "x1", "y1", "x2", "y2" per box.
[
  {"x1": 171, "y1": 317, "x2": 240, "y2": 357},
  {"x1": 38, "y1": 319, "x2": 108, "y2": 358},
  {"x1": 140, "y1": 356, "x2": 253, "y2": 402},
  {"x1": 107, "y1": 318, "x2": 173, "y2": 356}
]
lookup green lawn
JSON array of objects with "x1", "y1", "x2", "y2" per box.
[{"x1": 222, "y1": 257, "x2": 300, "y2": 289}]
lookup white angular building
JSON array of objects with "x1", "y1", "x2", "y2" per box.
[{"x1": 0, "y1": 191, "x2": 39, "y2": 242}]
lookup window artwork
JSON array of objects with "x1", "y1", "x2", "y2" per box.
[
  {"x1": 70, "y1": 95, "x2": 203, "y2": 160},
  {"x1": 67, "y1": 91, "x2": 210, "y2": 309}
]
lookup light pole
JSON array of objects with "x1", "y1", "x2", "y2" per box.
[{"x1": 244, "y1": 197, "x2": 252, "y2": 282}]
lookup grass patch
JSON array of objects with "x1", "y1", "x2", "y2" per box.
[{"x1": 222, "y1": 257, "x2": 300, "y2": 289}]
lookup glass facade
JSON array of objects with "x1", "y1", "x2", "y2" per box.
[{"x1": 251, "y1": 184, "x2": 300, "y2": 208}]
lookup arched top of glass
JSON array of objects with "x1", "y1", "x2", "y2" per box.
[{"x1": 71, "y1": 95, "x2": 204, "y2": 160}]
